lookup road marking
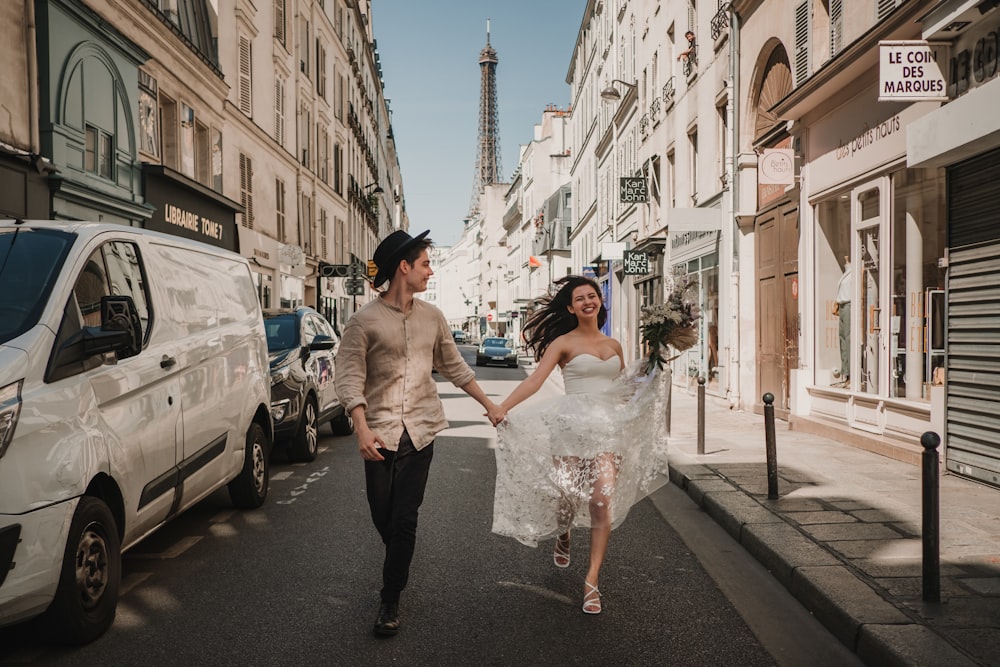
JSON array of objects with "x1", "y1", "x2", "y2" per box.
[
  {"x1": 275, "y1": 465, "x2": 330, "y2": 504},
  {"x1": 272, "y1": 471, "x2": 294, "y2": 481},
  {"x1": 497, "y1": 580, "x2": 574, "y2": 605}
]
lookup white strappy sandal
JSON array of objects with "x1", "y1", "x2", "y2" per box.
[{"x1": 582, "y1": 581, "x2": 602, "y2": 614}]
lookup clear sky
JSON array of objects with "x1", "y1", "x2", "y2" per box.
[{"x1": 372, "y1": 1, "x2": 584, "y2": 247}]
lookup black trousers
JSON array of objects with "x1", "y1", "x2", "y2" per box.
[{"x1": 364, "y1": 430, "x2": 434, "y2": 604}]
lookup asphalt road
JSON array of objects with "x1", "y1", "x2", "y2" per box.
[{"x1": 0, "y1": 347, "x2": 854, "y2": 666}]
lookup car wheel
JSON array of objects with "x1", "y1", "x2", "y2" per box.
[
  {"x1": 330, "y1": 410, "x2": 354, "y2": 436},
  {"x1": 476, "y1": 358, "x2": 485, "y2": 367},
  {"x1": 508, "y1": 360, "x2": 518, "y2": 368},
  {"x1": 44, "y1": 496, "x2": 121, "y2": 645},
  {"x1": 228, "y1": 421, "x2": 270, "y2": 508},
  {"x1": 289, "y1": 396, "x2": 319, "y2": 462}
]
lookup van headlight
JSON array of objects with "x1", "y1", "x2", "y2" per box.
[
  {"x1": 271, "y1": 365, "x2": 291, "y2": 386},
  {"x1": 0, "y1": 380, "x2": 23, "y2": 459}
]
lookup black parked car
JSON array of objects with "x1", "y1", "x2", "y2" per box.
[
  {"x1": 263, "y1": 307, "x2": 352, "y2": 462},
  {"x1": 476, "y1": 337, "x2": 518, "y2": 368}
]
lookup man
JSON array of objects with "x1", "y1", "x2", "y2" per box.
[
  {"x1": 335, "y1": 229, "x2": 504, "y2": 637},
  {"x1": 677, "y1": 30, "x2": 696, "y2": 61}
]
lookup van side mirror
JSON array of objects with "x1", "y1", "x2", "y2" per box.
[
  {"x1": 99, "y1": 296, "x2": 142, "y2": 358},
  {"x1": 309, "y1": 334, "x2": 336, "y2": 352}
]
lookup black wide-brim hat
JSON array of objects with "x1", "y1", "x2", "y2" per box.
[{"x1": 372, "y1": 229, "x2": 430, "y2": 287}]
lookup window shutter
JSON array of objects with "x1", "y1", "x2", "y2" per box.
[
  {"x1": 877, "y1": 0, "x2": 898, "y2": 20},
  {"x1": 273, "y1": 0, "x2": 285, "y2": 44},
  {"x1": 240, "y1": 153, "x2": 254, "y2": 229},
  {"x1": 830, "y1": 0, "x2": 843, "y2": 56},
  {"x1": 274, "y1": 78, "x2": 284, "y2": 145},
  {"x1": 793, "y1": 1, "x2": 811, "y2": 85},
  {"x1": 239, "y1": 36, "x2": 252, "y2": 116}
]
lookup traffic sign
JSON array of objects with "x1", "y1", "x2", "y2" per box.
[
  {"x1": 345, "y1": 278, "x2": 366, "y2": 295},
  {"x1": 486, "y1": 312, "x2": 494, "y2": 322}
]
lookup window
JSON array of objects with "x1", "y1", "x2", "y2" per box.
[
  {"x1": 276, "y1": 178, "x2": 286, "y2": 243},
  {"x1": 139, "y1": 71, "x2": 159, "y2": 158},
  {"x1": 180, "y1": 103, "x2": 195, "y2": 178},
  {"x1": 274, "y1": 77, "x2": 285, "y2": 145},
  {"x1": 688, "y1": 128, "x2": 698, "y2": 205},
  {"x1": 794, "y1": 1, "x2": 811, "y2": 85},
  {"x1": 317, "y1": 125, "x2": 328, "y2": 182},
  {"x1": 195, "y1": 120, "x2": 210, "y2": 185},
  {"x1": 333, "y1": 143, "x2": 342, "y2": 195},
  {"x1": 320, "y1": 209, "x2": 329, "y2": 259},
  {"x1": 159, "y1": 94, "x2": 178, "y2": 169},
  {"x1": 240, "y1": 153, "x2": 254, "y2": 229},
  {"x1": 85, "y1": 124, "x2": 114, "y2": 180},
  {"x1": 316, "y1": 41, "x2": 327, "y2": 99},
  {"x1": 211, "y1": 128, "x2": 223, "y2": 192},
  {"x1": 299, "y1": 192, "x2": 312, "y2": 252},
  {"x1": 300, "y1": 107, "x2": 311, "y2": 167},
  {"x1": 716, "y1": 100, "x2": 728, "y2": 189},
  {"x1": 239, "y1": 35, "x2": 252, "y2": 116},
  {"x1": 829, "y1": 0, "x2": 843, "y2": 56},
  {"x1": 273, "y1": 0, "x2": 286, "y2": 45},
  {"x1": 299, "y1": 17, "x2": 310, "y2": 76},
  {"x1": 667, "y1": 149, "x2": 676, "y2": 208}
]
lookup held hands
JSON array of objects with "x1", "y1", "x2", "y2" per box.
[{"x1": 484, "y1": 401, "x2": 507, "y2": 427}]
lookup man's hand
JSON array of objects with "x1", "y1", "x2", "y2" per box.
[
  {"x1": 484, "y1": 402, "x2": 507, "y2": 427},
  {"x1": 356, "y1": 426, "x2": 386, "y2": 461}
]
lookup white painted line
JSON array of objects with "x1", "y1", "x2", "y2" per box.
[{"x1": 127, "y1": 535, "x2": 203, "y2": 560}]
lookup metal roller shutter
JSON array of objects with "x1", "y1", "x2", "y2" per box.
[{"x1": 946, "y1": 148, "x2": 1000, "y2": 488}]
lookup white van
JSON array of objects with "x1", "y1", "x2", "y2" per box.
[{"x1": 0, "y1": 220, "x2": 273, "y2": 644}]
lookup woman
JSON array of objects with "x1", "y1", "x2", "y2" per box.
[{"x1": 490, "y1": 275, "x2": 669, "y2": 615}]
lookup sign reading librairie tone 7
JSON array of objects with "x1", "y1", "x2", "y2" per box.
[{"x1": 619, "y1": 177, "x2": 648, "y2": 203}]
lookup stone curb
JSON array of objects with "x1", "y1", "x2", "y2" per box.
[{"x1": 668, "y1": 462, "x2": 978, "y2": 665}]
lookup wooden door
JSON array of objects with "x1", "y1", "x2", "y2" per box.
[{"x1": 755, "y1": 198, "x2": 799, "y2": 416}]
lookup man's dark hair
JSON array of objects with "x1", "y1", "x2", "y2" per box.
[{"x1": 402, "y1": 238, "x2": 433, "y2": 266}]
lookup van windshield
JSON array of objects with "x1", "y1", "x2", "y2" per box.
[{"x1": 0, "y1": 228, "x2": 75, "y2": 344}]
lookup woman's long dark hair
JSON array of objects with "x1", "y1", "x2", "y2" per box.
[{"x1": 522, "y1": 275, "x2": 607, "y2": 361}]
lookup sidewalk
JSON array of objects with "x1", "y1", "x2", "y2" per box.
[{"x1": 665, "y1": 386, "x2": 1000, "y2": 666}]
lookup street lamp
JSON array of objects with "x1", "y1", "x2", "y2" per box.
[
  {"x1": 600, "y1": 78, "x2": 638, "y2": 102},
  {"x1": 364, "y1": 182, "x2": 384, "y2": 195}
]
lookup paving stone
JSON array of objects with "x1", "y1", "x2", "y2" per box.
[
  {"x1": 944, "y1": 628, "x2": 1000, "y2": 667},
  {"x1": 789, "y1": 565, "x2": 909, "y2": 649},
  {"x1": 739, "y1": 523, "x2": 841, "y2": 588},
  {"x1": 856, "y1": 624, "x2": 979, "y2": 667},
  {"x1": 685, "y1": 477, "x2": 738, "y2": 506},
  {"x1": 761, "y1": 497, "x2": 826, "y2": 512},
  {"x1": 872, "y1": 576, "x2": 971, "y2": 601},
  {"x1": 786, "y1": 511, "x2": 858, "y2": 525},
  {"x1": 959, "y1": 576, "x2": 1000, "y2": 595},
  {"x1": 830, "y1": 538, "x2": 923, "y2": 560},
  {"x1": 802, "y1": 522, "x2": 903, "y2": 541},
  {"x1": 700, "y1": 490, "x2": 783, "y2": 541}
]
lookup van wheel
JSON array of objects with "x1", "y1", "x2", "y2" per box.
[
  {"x1": 228, "y1": 422, "x2": 270, "y2": 508},
  {"x1": 330, "y1": 410, "x2": 354, "y2": 436},
  {"x1": 45, "y1": 497, "x2": 121, "y2": 645},
  {"x1": 289, "y1": 397, "x2": 319, "y2": 462}
]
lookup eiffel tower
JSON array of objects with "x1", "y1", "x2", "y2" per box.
[{"x1": 469, "y1": 20, "x2": 502, "y2": 217}]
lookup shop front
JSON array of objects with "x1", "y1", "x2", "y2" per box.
[
  {"x1": 669, "y1": 229, "x2": 722, "y2": 394},
  {"x1": 797, "y1": 83, "x2": 945, "y2": 461},
  {"x1": 907, "y1": 6, "x2": 1000, "y2": 488},
  {"x1": 237, "y1": 225, "x2": 280, "y2": 309}
]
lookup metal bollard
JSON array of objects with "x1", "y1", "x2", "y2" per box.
[
  {"x1": 921, "y1": 431, "x2": 941, "y2": 603},
  {"x1": 697, "y1": 376, "x2": 706, "y2": 455},
  {"x1": 665, "y1": 371, "x2": 672, "y2": 437},
  {"x1": 763, "y1": 392, "x2": 778, "y2": 500}
]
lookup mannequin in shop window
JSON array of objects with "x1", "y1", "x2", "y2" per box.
[{"x1": 832, "y1": 257, "x2": 852, "y2": 386}]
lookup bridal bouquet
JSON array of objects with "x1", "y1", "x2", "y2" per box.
[{"x1": 639, "y1": 274, "x2": 701, "y2": 374}]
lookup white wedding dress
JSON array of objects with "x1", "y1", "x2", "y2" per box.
[{"x1": 492, "y1": 355, "x2": 670, "y2": 547}]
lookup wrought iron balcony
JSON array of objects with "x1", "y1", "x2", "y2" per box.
[
  {"x1": 663, "y1": 77, "x2": 676, "y2": 105},
  {"x1": 712, "y1": 1, "x2": 731, "y2": 40}
]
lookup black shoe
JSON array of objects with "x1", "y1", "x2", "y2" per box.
[{"x1": 373, "y1": 601, "x2": 400, "y2": 637}]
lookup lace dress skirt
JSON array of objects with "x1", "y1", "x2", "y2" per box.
[{"x1": 492, "y1": 361, "x2": 670, "y2": 547}]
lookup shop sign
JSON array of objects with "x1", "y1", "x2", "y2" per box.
[
  {"x1": 623, "y1": 250, "x2": 650, "y2": 275},
  {"x1": 143, "y1": 165, "x2": 238, "y2": 252},
  {"x1": 879, "y1": 41, "x2": 948, "y2": 102},
  {"x1": 759, "y1": 148, "x2": 796, "y2": 185},
  {"x1": 619, "y1": 177, "x2": 648, "y2": 203}
]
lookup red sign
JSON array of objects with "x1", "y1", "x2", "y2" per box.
[
  {"x1": 791, "y1": 277, "x2": 799, "y2": 299},
  {"x1": 486, "y1": 312, "x2": 494, "y2": 322}
]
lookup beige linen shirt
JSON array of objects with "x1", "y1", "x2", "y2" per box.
[{"x1": 334, "y1": 296, "x2": 476, "y2": 451}]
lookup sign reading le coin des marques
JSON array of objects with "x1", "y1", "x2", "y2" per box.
[
  {"x1": 619, "y1": 177, "x2": 648, "y2": 203},
  {"x1": 879, "y1": 41, "x2": 948, "y2": 102},
  {"x1": 623, "y1": 250, "x2": 650, "y2": 275}
]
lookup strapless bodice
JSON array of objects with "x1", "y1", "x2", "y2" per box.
[{"x1": 561, "y1": 354, "x2": 621, "y2": 395}]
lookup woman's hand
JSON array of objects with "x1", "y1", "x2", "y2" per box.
[{"x1": 485, "y1": 402, "x2": 507, "y2": 427}]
